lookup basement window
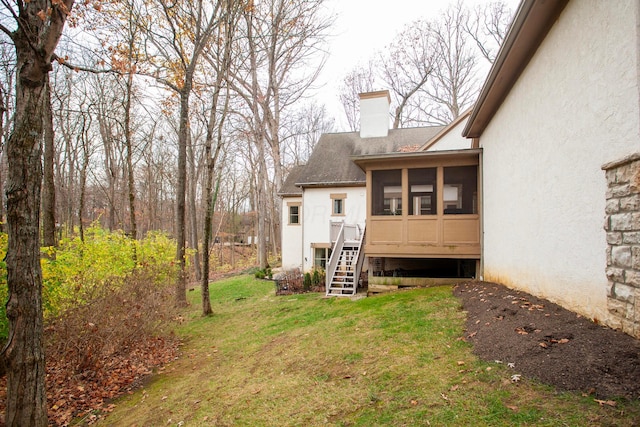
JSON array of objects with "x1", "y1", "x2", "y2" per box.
[
  {"x1": 372, "y1": 169, "x2": 402, "y2": 215},
  {"x1": 313, "y1": 246, "x2": 332, "y2": 269},
  {"x1": 443, "y1": 165, "x2": 478, "y2": 214}
]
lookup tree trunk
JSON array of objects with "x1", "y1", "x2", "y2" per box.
[
  {"x1": 78, "y1": 116, "x2": 90, "y2": 243},
  {"x1": 124, "y1": 71, "x2": 137, "y2": 245},
  {"x1": 175, "y1": 85, "x2": 191, "y2": 307},
  {"x1": 42, "y1": 76, "x2": 56, "y2": 248},
  {"x1": 187, "y1": 133, "x2": 201, "y2": 281},
  {"x1": 3, "y1": 36, "x2": 48, "y2": 427}
]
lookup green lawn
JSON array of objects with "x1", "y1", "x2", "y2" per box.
[{"x1": 97, "y1": 275, "x2": 640, "y2": 426}]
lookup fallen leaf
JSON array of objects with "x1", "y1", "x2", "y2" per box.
[
  {"x1": 594, "y1": 399, "x2": 617, "y2": 407},
  {"x1": 539, "y1": 342, "x2": 548, "y2": 348},
  {"x1": 457, "y1": 361, "x2": 465, "y2": 366}
]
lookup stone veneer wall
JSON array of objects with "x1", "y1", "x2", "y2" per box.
[{"x1": 603, "y1": 152, "x2": 640, "y2": 338}]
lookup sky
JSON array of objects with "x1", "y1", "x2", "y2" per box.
[{"x1": 313, "y1": 0, "x2": 521, "y2": 130}]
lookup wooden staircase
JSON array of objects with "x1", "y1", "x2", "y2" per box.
[{"x1": 326, "y1": 224, "x2": 365, "y2": 296}]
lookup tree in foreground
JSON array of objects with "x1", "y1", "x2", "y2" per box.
[{"x1": 0, "y1": 0, "x2": 76, "y2": 425}]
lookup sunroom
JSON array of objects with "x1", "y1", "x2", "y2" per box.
[{"x1": 352, "y1": 148, "x2": 481, "y2": 287}]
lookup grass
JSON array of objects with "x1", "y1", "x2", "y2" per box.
[{"x1": 96, "y1": 275, "x2": 640, "y2": 426}]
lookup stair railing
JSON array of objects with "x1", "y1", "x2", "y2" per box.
[
  {"x1": 353, "y1": 225, "x2": 366, "y2": 287},
  {"x1": 325, "y1": 222, "x2": 345, "y2": 295}
]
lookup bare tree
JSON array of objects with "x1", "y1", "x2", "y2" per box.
[
  {"x1": 137, "y1": 0, "x2": 223, "y2": 306},
  {"x1": 231, "y1": 0, "x2": 332, "y2": 268},
  {"x1": 422, "y1": 2, "x2": 479, "y2": 124},
  {"x1": 464, "y1": 1, "x2": 513, "y2": 64},
  {"x1": 339, "y1": 1, "x2": 514, "y2": 128},
  {"x1": 281, "y1": 101, "x2": 334, "y2": 167},
  {"x1": 0, "y1": 0, "x2": 76, "y2": 424},
  {"x1": 378, "y1": 21, "x2": 436, "y2": 128},
  {"x1": 338, "y1": 62, "x2": 375, "y2": 131},
  {"x1": 201, "y1": 1, "x2": 240, "y2": 315}
]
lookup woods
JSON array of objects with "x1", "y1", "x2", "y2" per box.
[
  {"x1": 0, "y1": 0, "x2": 513, "y2": 424},
  {"x1": 339, "y1": 1, "x2": 512, "y2": 129}
]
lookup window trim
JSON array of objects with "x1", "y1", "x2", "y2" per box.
[
  {"x1": 311, "y1": 243, "x2": 332, "y2": 269},
  {"x1": 287, "y1": 202, "x2": 301, "y2": 225},
  {"x1": 330, "y1": 193, "x2": 346, "y2": 216}
]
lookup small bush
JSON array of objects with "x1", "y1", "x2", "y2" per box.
[
  {"x1": 275, "y1": 269, "x2": 304, "y2": 295},
  {"x1": 312, "y1": 269, "x2": 321, "y2": 286},
  {"x1": 275, "y1": 268, "x2": 325, "y2": 295},
  {"x1": 303, "y1": 272, "x2": 312, "y2": 292},
  {"x1": 45, "y1": 265, "x2": 178, "y2": 374}
]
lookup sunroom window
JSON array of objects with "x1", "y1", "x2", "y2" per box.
[
  {"x1": 372, "y1": 169, "x2": 402, "y2": 215},
  {"x1": 409, "y1": 168, "x2": 436, "y2": 215},
  {"x1": 443, "y1": 165, "x2": 478, "y2": 214}
]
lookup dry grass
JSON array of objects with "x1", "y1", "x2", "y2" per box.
[{"x1": 95, "y1": 275, "x2": 640, "y2": 426}]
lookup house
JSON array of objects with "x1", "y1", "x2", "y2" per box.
[
  {"x1": 279, "y1": 91, "x2": 477, "y2": 294},
  {"x1": 463, "y1": 0, "x2": 640, "y2": 337},
  {"x1": 280, "y1": 0, "x2": 640, "y2": 338}
]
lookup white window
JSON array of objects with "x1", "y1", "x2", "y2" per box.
[
  {"x1": 330, "y1": 193, "x2": 346, "y2": 216},
  {"x1": 288, "y1": 205, "x2": 300, "y2": 224}
]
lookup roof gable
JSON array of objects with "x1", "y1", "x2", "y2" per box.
[{"x1": 420, "y1": 110, "x2": 472, "y2": 151}]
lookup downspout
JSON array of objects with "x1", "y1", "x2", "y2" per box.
[
  {"x1": 301, "y1": 188, "x2": 305, "y2": 271},
  {"x1": 478, "y1": 149, "x2": 485, "y2": 280}
]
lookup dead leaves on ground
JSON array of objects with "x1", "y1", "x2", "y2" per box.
[{"x1": 0, "y1": 336, "x2": 180, "y2": 426}]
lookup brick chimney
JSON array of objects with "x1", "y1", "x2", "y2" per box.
[{"x1": 359, "y1": 90, "x2": 391, "y2": 138}]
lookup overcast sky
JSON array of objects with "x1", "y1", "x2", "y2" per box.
[{"x1": 313, "y1": 0, "x2": 521, "y2": 130}]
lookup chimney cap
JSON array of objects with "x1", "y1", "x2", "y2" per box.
[{"x1": 358, "y1": 90, "x2": 391, "y2": 103}]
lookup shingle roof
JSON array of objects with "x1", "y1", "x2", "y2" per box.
[
  {"x1": 278, "y1": 164, "x2": 305, "y2": 196},
  {"x1": 289, "y1": 126, "x2": 444, "y2": 188}
]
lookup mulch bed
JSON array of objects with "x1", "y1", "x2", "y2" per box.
[{"x1": 454, "y1": 281, "x2": 640, "y2": 400}]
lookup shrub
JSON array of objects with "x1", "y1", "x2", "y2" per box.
[
  {"x1": 45, "y1": 265, "x2": 177, "y2": 374},
  {"x1": 303, "y1": 272, "x2": 312, "y2": 292},
  {"x1": 275, "y1": 269, "x2": 303, "y2": 295},
  {"x1": 0, "y1": 225, "x2": 178, "y2": 342}
]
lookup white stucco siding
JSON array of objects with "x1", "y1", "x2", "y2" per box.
[
  {"x1": 480, "y1": 0, "x2": 640, "y2": 323},
  {"x1": 281, "y1": 196, "x2": 303, "y2": 270},
  {"x1": 427, "y1": 118, "x2": 471, "y2": 151},
  {"x1": 302, "y1": 186, "x2": 366, "y2": 271}
]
